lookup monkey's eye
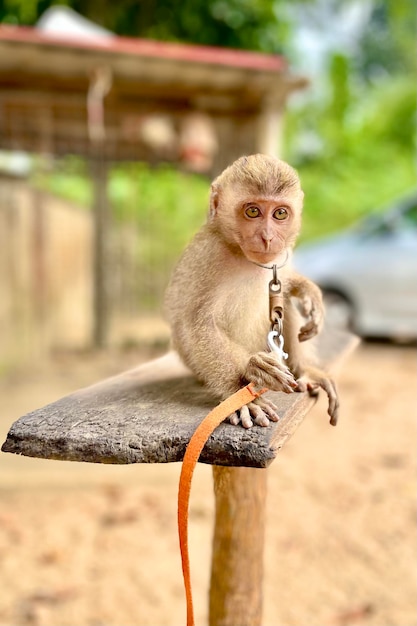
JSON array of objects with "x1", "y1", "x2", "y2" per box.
[
  {"x1": 273, "y1": 207, "x2": 288, "y2": 220},
  {"x1": 245, "y1": 205, "x2": 260, "y2": 218}
]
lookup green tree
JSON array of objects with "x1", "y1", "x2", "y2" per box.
[
  {"x1": 0, "y1": 0, "x2": 290, "y2": 52},
  {"x1": 357, "y1": 0, "x2": 415, "y2": 80},
  {"x1": 283, "y1": 0, "x2": 415, "y2": 241}
]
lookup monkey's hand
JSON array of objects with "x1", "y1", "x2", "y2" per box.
[
  {"x1": 228, "y1": 352, "x2": 297, "y2": 428},
  {"x1": 290, "y1": 276, "x2": 324, "y2": 342},
  {"x1": 297, "y1": 292, "x2": 324, "y2": 342},
  {"x1": 295, "y1": 368, "x2": 339, "y2": 426},
  {"x1": 244, "y1": 351, "x2": 297, "y2": 393}
]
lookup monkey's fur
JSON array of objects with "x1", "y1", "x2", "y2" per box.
[{"x1": 165, "y1": 154, "x2": 339, "y2": 427}]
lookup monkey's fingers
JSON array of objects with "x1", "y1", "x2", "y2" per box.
[
  {"x1": 245, "y1": 353, "x2": 297, "y2": 393},
  {"x1": 319, "y1": 377, "x2": 339, "y2": 426},
  {"x1": 298, "y1": 320, "x2": 319, "y2": 342},
  {"x1": 240, "y1": 402, "x2": 276, "y2": 428},
  {"x1": 253, "y1": 370, "x2": 295, "y2": 394},
  {"x1": 296, "y1": 375, "x2": 339, "y2": 425},
  {"x1": 294, "y1": 378, "x2": 317, "y2": 394},
  {"x1": 252, "y1": 397, "x2": 279, "y2": 422},
  {"x1": 295, "y1": 378, "x2": 306, "y2": 392},
  {"x1": 306, "y1": 382, "x2": 320, "y2": 396},
  {"x1": 228, "y1": 412, "x2": 240, "y2": 426},
  {"x1": 239, "y1": 404, "x2": 255, "y2": 429},
  {"x1": 228, "y1": 397, "x2": 280, "y2": 429},
  {"x1": 228, "y1": 405, "x2": 262, "y2": 429}
]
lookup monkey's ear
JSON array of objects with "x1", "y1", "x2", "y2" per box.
[{"x1": 209, "y1": 185, "x2": 220, "y2": 221}]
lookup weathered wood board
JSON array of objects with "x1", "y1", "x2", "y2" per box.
[{"x1": 1, "y1": 331, "x2": 358, "y2": 469}]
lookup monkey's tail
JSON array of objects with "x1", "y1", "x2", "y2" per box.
[{"x1": 177, "y1": 383, "x2": 267, "y2": 626}]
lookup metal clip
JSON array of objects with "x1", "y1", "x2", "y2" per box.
[
  {"x1": 269, "y1": 269, "x2": 284, "y2": 326},
  {"x1": 267, "y1": 330, "x2": 288, "y2": 360}
]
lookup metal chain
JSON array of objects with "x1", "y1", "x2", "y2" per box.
[{"x1": 267, "y1": 264, "x2": 288, "y2": 361}]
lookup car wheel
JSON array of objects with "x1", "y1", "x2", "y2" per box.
[{"x1": 322, "y1": 290, "x2": 355, "y2": 332}]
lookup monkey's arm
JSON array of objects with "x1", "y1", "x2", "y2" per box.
[
  {"x1": 172, "y1": 311, "x2": 295, "y2": 394},
  {"x1": 283, "y1": 302, "x2": 339, "y2": 425},
  {"x1": 171, "y1": 312, "x2": 297, "y2": 428},
  {"x1": 286, "y1": 272, "x2": 325, "y2": 342}
]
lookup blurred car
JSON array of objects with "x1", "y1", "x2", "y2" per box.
[{"x1": 293, "y1": 193, "x2": 417, "y2": 340}]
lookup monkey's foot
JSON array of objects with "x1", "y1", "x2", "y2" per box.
[
  {"x1": 229, "y1": 397, "x2": 279, "y2": 429},
  {"x1": 295, "y1": 374, "x2": 339, "y2": 426},
  {"x1": 244, "y1": 351, "x2": 297, "y2": 394}
]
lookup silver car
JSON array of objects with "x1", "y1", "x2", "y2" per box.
[{"x1": 293, "y1": 194, "x2": 417, "y2": 340}]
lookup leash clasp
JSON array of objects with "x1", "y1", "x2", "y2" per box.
[{"x1": 267, "y1": 329, "x2": 288, "y2": 360}]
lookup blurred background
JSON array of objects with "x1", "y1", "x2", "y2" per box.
[
  {"x1": 0, "y1": 0, "x2": 415, "y2": 361},
  {"x1": 0, "y1": 1, "x2": 415, "y2": 626}
]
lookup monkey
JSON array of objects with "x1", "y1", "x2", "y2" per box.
[{"x1": 165, "y1": 153, "x2": 339, "y2": 428}]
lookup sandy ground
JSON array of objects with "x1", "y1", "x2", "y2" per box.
[{"x1": 0, "y1": 341, "x2": 416, "y2": 626}]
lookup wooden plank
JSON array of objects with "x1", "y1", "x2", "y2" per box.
[{"x1": 1, "y1": 330, "x2": 359, "y2": 469}]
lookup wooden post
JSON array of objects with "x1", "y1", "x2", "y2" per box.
[
  {"x1": 210, "y1": 466, "x2": 267, "y2": 626},
  {"x1": 32, "y1": 112, "x2": 53, "y2": 329},
  {"x1": 256, "y1": 78, "x2": 310, "y2": 158},
  {"x1": 90, "y1": 154, "x2": 110, "y2": 348},
  {"x1": 88, "y1": 66, "x2": 112, "y2": 349},
  {"x1": 32, "y1": 187, "x2": 47, "y2": 324},
  {"x1": 256, "y1": 89, "x2": 285, "y2": 157}
]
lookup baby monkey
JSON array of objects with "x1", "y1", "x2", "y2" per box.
[{"x1": 165, "y1": 154, "x2": 339, "y2": 427}]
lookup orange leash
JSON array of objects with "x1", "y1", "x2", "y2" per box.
[{"x1": 177, "y1": 383, "x2": 267, "y2": 626}]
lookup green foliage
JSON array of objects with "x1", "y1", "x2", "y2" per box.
[
  {"x1": 0, "y1": 0, "x2": 288, "y2": 52},
  {"x1": 34, "y1": 158, "x2": 208, "y2": 255},
  {"x1": 297, "y1": 144, "x2": 415, "y2": 242},
  {"x1": 107, "y1": 163, "x2": 209, "y2": 310},
  {"x1": 354, "y1": 76, "x2": 416, "y2": 148},
  {"x1": 328, "y1": 53, "x2": 350, "y2": 126},
  {"x1": 357, "y1": 0, "x2": 416, "y2": 79},
  {"x1": 0, "y1": 0, "x2": 70, "y2": 24},
  {"x1": 280, "y1": 0, "x2": 416, "y2": 243},
  {"x1": 33, "y1": 155, "x2": 92, "y2": 206},
  {"x1": 286, "y1": 67, "x2": 416, "y2": 242},
  {"x1": 115, "y1": 0, "x2": 285, "y2": 52},
  {"x1": 1, "y1": 0, "x2": 41, "y2": 24},
  {"x1": 108, "y1": 162, "x2": 208, "y2": 258},
  {"x1": 34, "y1": 158, "x2": 209, "y2": 309}
]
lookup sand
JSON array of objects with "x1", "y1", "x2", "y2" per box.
[{"x1": 0, "y1": 341, "x2": 416, "y2": 626}]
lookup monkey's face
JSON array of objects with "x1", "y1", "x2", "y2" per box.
[{"x1": 231, "y1": 196, "x2": 302, "y2": 265}]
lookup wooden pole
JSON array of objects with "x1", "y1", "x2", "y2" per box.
[
  {"x1": 90, "y1": 153, "x2": 110, "y2": 348},
  {"x1": 256, "y1": 89, "x2": 285, "y2": 158},
  {"x1": 209, "y1": 466, "x2": 267, "y2": 626},
  {"x1": 88, "y1": 65, "x2": 112, "y2": 349},
  {"x1": 32, "y1": 187, "x2": 47, "y2": 324}
]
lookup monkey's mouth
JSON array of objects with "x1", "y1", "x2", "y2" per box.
[{"x1": 246, "y1": 250, "x2": 282, "y2": 265}]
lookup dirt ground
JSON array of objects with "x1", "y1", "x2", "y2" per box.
[{"x1": 0, "y1": 341, "x2": 415, "y2": 626}]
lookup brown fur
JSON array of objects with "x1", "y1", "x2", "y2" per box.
[{"x1": 165, "y1": 154, "x2": 339, "y2": 427}]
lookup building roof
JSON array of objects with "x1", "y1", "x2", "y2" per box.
[
  {"x1": 0, "y1": 24, "x2": 307, "y2": 163},
  {"x1": 0, "y1": 23, "x2": 287, "y2": 72}
]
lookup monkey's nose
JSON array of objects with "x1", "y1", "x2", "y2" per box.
[{"x1": 261, "y1": 232, "x2": 273, "y2": 249}]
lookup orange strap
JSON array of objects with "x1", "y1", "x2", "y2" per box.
[{"x1": 177, "y1": 383, "x2": 267, "y2": 626}]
